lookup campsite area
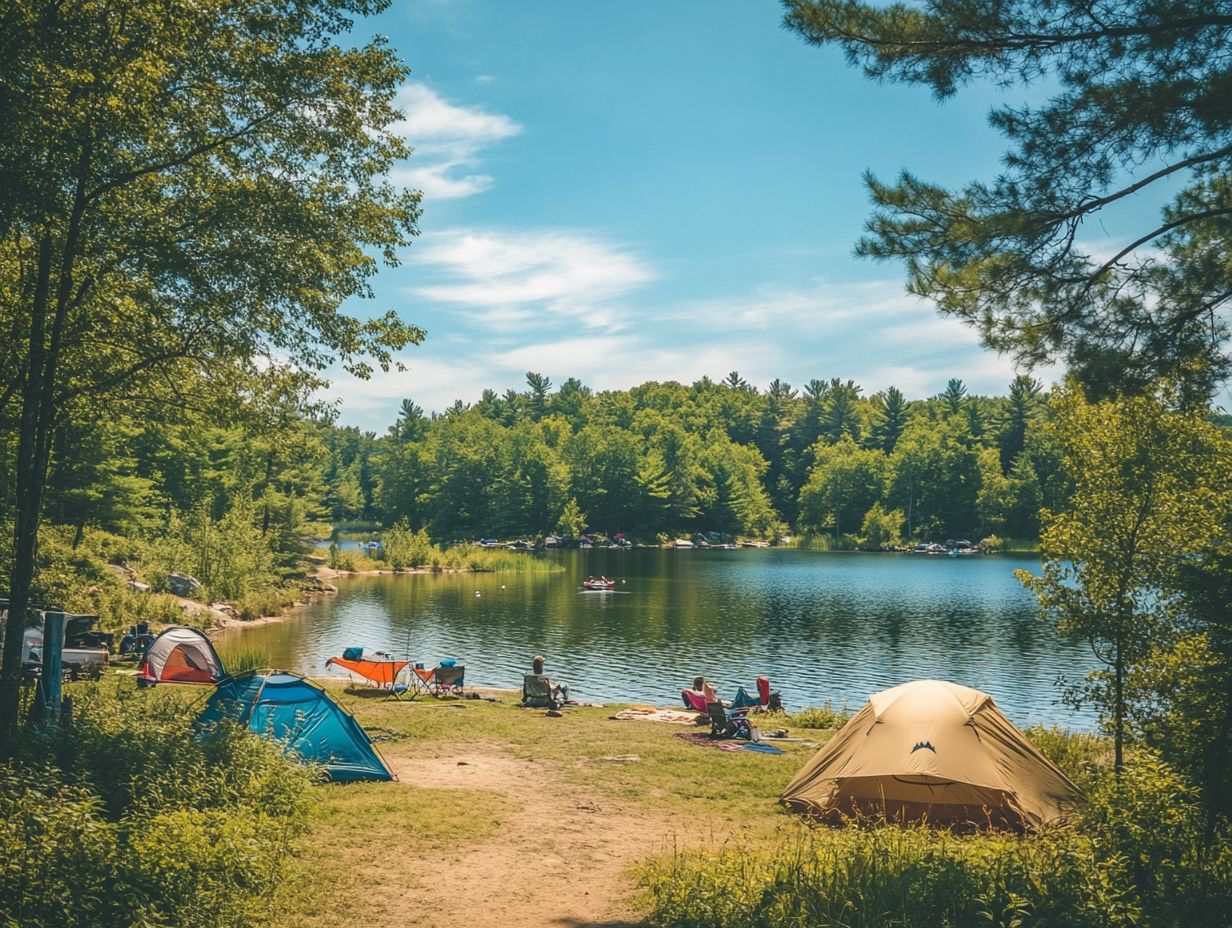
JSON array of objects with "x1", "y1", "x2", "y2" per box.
[{"x1": 271, "y1": 686, "x2": 823, "y2": 927}]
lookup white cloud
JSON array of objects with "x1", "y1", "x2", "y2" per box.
[
  {"x1": 328, "y1": 273, "x2": 1065, "y2": 428},
  {"x1": 391, "y1": 83, "x2": 520, "y2": 200},
  {"x1": 408, "y1": 228, "x2": 656, "y2": 330}
]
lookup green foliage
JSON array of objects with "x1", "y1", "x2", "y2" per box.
[
  {"x1": 786, "y1": 702, "x2": 852, "y2": 729},
  {"x1": 640, "y1": 743, "x2": 1231, "y2": 928},
  {"x1": 797, "y1": 437, "x2": 884, "y2": 537},
  {"x1": 783, "y1": 1, "x2": 1232, "y2": 399},
  {"x1": 857, "y1": 501, "x2": 903, "y2": 550},
  {"x1": 555, "y1": 498, "x2": 587, "y2": 539},
  {"x1": 640, "y1": 825, "x2": 1142, "y2": 928},
  {"x1": 1019, "y1": 384, "x2": 1232, "y2": 767},
  {"x1": 217, "y1": 646, "x2": 272, "y2": 675},
  {"x1": 1023, "y1": 726, "x2": 1110, "y2": 794},
  {"x1": 0, "y1": 0, "x2": 423, "y2": 730},
  {"x1": 233, "y1": 589, "x2": 298, "y2": 622},
  {"x1": 380, "y1": 520, "x2": 438, "y2": 568},
  {"x1": 1, "y1": 683, "x2": 312, "y2": 927},
  {"x1": 369, "y1": 376, "x2": 1061, "y2": 543}
]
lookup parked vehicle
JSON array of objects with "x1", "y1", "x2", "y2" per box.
[
  {"x1": 22, "y1": 625, "x2": 109, "y2": 680},
  {"x1": 0, "y1": 602, "x2": 110, "y2": 682}
]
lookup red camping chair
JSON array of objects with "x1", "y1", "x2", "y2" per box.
[
  {"x1": 757, "y1": 676, "x2": 771, "y2": 706},
  {"x1": 326, "y1": 656, "x2": 411, "y2": 699},
  {"x1": 682, "y1": 689, "x2": 709, "y2": 713}
]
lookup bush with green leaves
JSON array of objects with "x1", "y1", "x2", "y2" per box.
[
  {"x1": 639, "y1": 745, "x2": 1230, "y2": 928},
  {"x1": 786, "y1": 702, "x2": 852, "y2": 730},
  {"x1": 0, "y1": 682, "x2": 313, "y2": 928},
  {"x1": 381, "y1": 520, "x2": 438, "y2": 568}
]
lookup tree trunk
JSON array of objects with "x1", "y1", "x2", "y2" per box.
[
  {"x1": 260, "y1": 450, "x2": 275, "y2": 535},
  {"x1": 0, "y1": 235, "x2": 54, "y2": 742},
  {"x1": 1114, "y1": 619, "x2": 1125, "y2": 775},
  {"x1": 0, "y1": 144, "x2": 91, "y2": 741},
  {"x1": 1202, "y1": 660, "x2": 1232, "y2": 849}
]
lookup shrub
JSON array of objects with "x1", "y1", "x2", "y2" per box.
[
  {"x1": 858, "y1": 503, "x2": 904, "y2": 551},
  {"x1": 381, "y1": 521, "x2": 437, "y2": 568},
  {"x1": 331, "y1": 549, "x2": 365, "y2": 572},
  {"x1": 233, "y1": 587, "x2": 296, "y2": 621},
  {"x1": 786, "y1": 702, "x2": 852, "y2": 730},
  {"x1": 1, "y1": 682, "x2": 312, "y2": 928},
  {"x1": 1024, "y1": 726, "x2": 1110, "y2": 793},
  {"x1": 638, "y1": 748, "x2": 1232, "y2": 928}
]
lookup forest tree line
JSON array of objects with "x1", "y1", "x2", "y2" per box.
[
  {"x1": 0, "y1": 368, "x2": 1073, "y2": 553},
  {"x1": 338, "y1": 372, "x2": 1064, "y2": 545}
]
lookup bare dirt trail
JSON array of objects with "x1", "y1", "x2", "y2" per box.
[{"x1": 383, "y1": 750, "x2": 679, "y2": 928}]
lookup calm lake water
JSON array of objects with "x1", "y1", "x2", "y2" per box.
[{"x1": 216, "y1": 549, "x2": 1097, "y2": 730}]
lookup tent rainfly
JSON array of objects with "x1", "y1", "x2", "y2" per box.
[
  {"x1": 138, "y1": 626, "x2": 226, "y2": 686},
  {"x1": 197, "y1": 670, "x2": 393, "y2": 782},
  {"x1": 779, "y1": 679, "x2": 1083, "y2": 831}
]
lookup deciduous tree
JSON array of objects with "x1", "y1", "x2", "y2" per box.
[
  {"x1": 0, "y1": 0, "x2": 423, "y2": 733},
  {"x1": 1017, "y1": 385, "x2": 1232, "y2": 771}
]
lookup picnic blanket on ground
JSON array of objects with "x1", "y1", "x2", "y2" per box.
[
  {"x1": 610, "y1": 706, "x2": 705, "y2": 725},
  {"x1": 674, "y1": 731, "x2": 785, "y2": 754}
]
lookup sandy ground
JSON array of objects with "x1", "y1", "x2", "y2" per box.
[{"x1": 380, "y1": 750, "x2": 677, "y2": 928}]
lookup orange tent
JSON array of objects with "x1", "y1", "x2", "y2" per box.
[{"x1": 138, "y1": 627, "x2": 226, "y2": 686}]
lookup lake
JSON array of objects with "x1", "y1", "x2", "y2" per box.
[{"x1": 216, "y1": 549, "x2": 1098, "y2": 730}]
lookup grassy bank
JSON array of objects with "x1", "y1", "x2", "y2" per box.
[
  {"x1": 10, "y1": 676, "x2": 1223, "y2": 928},
  {"x1": 282, "y1": 691, "x2": 1224, "y2": 928}
]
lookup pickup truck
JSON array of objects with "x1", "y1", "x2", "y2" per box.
[
  {"x1": 1, "y1": 603, "x2": 112, "y2": 680},
  {"x1": 22, "y1": 625, "x2": 110, "y2": 680}
]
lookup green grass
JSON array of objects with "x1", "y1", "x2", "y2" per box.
[
  {"x1": 215, "y1": 646, "x2": 270, "y2": 675},
  {"x1": 331, "y1": 692, "x2": 818, "y2": 838},
  {"x1": 104, "y1": 683, "x2": 1161, "y2": 928}
]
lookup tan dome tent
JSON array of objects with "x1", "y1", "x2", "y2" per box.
[
  {"x1": 780, "y1": 680, "x2": 1083, "y2": 831},
  {"x1": 138, "y1": 626, "x2": 226, "y2": 686}
]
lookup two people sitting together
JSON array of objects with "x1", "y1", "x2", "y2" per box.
[
  {"x1": 523, "y1": 654, "x2": 570, "y2": 709},
  {"x1": 684, "y1": 674, "x2": 782, "y2": 716}
]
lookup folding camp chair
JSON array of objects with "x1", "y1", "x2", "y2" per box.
[
  {"x1": 707, "y1": 701, "x2": 757, "y2": 741},
  {"x1": 681, "y1": 689, "x2": 709, "y2": 713},
  {"x1": 411, "y1": 662, "x2": 465, "y2": 697},
  {"x1": 523, "y1": 673, "x2": 562, "y2": 709}
]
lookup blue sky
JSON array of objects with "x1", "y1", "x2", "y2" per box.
[{"x1": 330, "y1": 0, "x2": 1071, "y2": 429}]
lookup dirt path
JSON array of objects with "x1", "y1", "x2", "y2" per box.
[{"x1": 384, "y1": 750, "x2": 676, "y2": 927}]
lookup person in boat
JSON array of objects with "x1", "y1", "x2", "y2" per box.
[{"x1": 531, "y1": 655, "x2": 569, "y2": 704}]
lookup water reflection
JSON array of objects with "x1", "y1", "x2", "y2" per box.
[{"x1": 215, "y1": 549, "x2": 1096, "y2": 729}]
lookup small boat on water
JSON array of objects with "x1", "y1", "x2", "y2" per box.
[{"x1": 582, "y1": 576, "x2": 616, "y2": 591}]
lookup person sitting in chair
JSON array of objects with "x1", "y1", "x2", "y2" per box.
[{"x1": 523, "y1": 655, "x2": 570, "y2": 708}]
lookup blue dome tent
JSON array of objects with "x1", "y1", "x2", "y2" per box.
[{"x1": 198, "y1": 670, "x2": 393, "y2": 782}]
